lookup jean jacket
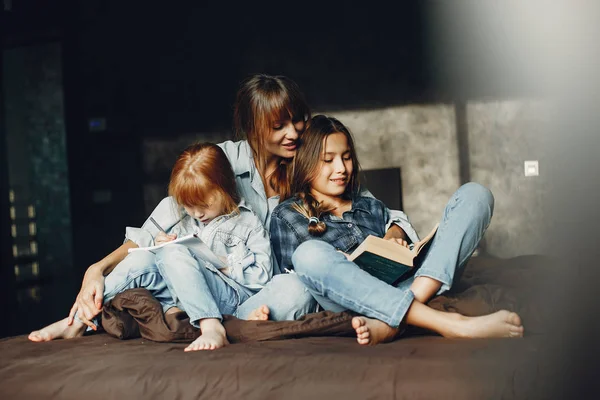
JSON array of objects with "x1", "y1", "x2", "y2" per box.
[
  {"x1": 270, "y1": 195, "x2": 419, "y2": 272},
  {"x1": 125, "y1": 197, "x2": 272, "y2": 292}
]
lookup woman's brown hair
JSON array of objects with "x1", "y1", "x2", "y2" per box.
[
  {"x1": 168, "y1": 142, "x2": 240, "y2": 215},
  {"x1": 233, "y1": 74, "x2": 311, "y2": 199},
  {"x1": 289, "y1": 115, "x2": 361, "y2": 236}
]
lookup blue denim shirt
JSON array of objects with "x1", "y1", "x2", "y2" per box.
[
  {"x1": 126, "y1": 197, "x2": 272, "y2": 292},
  {"x1": 137, "y1": 139, "x2": 418, "y2": 275},
  {"x1": 217, "y1": 140, "x2": 420, "y2": 242},
  {"x1": 270, "y1": 195, "x2": 412, "y2": 272},
  {"x1": 217, "y1": 140, "x2": 279, "y2": 230}
]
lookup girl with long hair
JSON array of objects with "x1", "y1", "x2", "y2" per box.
[{"x1": 268, "y1": 115, "x2": 524, "y2": 345}]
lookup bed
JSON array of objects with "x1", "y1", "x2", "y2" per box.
[{"x1": 0, "y1": 254, "x2": 560, "y2": 399}]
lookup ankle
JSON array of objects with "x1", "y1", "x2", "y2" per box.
[{"x1": 199, "y1": 318, "x2": 224, "y2": 332}]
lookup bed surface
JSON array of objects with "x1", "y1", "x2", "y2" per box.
[
  {"x1": 0, "y1": 255, "x2": 563, "y2": 399},
  {"x1": 0, "y1": 331, "x2": 554, "y2": 399}
]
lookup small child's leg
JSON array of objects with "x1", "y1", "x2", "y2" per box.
[{"x1": 184, "y1": 318, "x2": 229, "y2": 351}]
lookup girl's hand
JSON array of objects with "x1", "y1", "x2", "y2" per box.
[
  {"x1": 386, "y1": 238, "x2": 411, "y2": 249},
  {"x1": 155, "y1": 232, "x2": 177, "y2": 245}
]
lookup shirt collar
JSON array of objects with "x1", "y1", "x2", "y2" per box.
[
  {"x1": 231, "y1": 140, "x2": 254, "y2": 178},
  {"x1": 349, "y1": 196, "x2": 374, "y2": 215}
]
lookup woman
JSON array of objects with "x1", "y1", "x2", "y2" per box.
[
  {"x1": 31, "y1": 74, "x2": 413, "y2": 341},
  {"x1": 268, "y1": 115, "x2": 524, "y2": 345}
]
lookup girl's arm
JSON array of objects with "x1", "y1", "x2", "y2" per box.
[
  {"x1": 359, "y1": 187, "x2": 420, "y2": 243},
  {"x1": 227, "y1": 223, "x2": 273, "y2": 290}
]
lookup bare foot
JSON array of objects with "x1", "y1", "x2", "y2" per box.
[
  {"x1": 184, "y1": 319, "x2": 229, "y2": 351},
  {"x1": 247, "y1": 305, "x2": 270, "y2": 321},
  {"x1": 351, "y1": 316, "x2": 402, "y2": 346},
  {"x1": 28, "y1": 317, "x2": 86, "y2": 342},
  {"x1": 448, "y1": 310, "x2": 524, "y2": 339}
]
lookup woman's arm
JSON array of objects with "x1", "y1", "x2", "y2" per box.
[
  {"x1": 227, "y1": 224, "x2": 273, "y2": 290},
  {"x1": 67, "y1": 240, "x2": 138, "y2": 328},
  {"x1": 67, "y1": 196, "x2": 180, "y2": 328}
]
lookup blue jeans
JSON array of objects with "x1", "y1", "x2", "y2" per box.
[
  {"x1": 235, "y1": 274, "x2": 318, "y2": 321},
  {"x1": 77, "y1": 251, "x2": 176, "y2": 328},
  {"x1": 155, "y1": 244, "x2": 254, "y2": 328},
  {"x1": 102, "y1": 251, "x2": 176, "y2": 310},
  {"x1": 291, "y1": 182, "x2": 494, "y2": 328}
]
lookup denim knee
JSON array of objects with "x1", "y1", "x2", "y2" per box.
[
  {"x1": 292, "y1": 240, "x2": 335, "y2": 276},
  {"x1": 456, "y1": 182, "x2": 495, "y2": 217},
  {"x1": 155, "y1": 244, "x2": 192, "y2": 268},
  {"x1": 271, "y1": 274, "x2": 317, "y2": 320}
]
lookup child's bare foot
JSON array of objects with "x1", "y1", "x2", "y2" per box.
[
  {"x1": 447, "y1": 310, "x2": 524, "y2": 339},
  {"x1": 247, "y1": 305, "x2": 270, "y2": 321},
  {"x1": 351, "y1": 316, "x2": 401, "y2": 346},
  {"x1": 184, "y1": 318, "x2": 229, "y2": 351},
  {"x1": 28, "y1": 317, "x2": 86, "y2": 342}
]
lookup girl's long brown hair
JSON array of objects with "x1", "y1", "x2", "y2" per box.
[
  {"x1": 289, "y1": 115, "x2": 361, "y2": 236},
  {"x1": 233, "y1": 74, "x2": 311, "y2": 199},
  {"x1": 168, "y1": 142, "x2": 240, "y2": 215}
]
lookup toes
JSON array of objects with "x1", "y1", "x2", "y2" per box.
[
  {"x1": 351, "y1": 317, "x2": 365, "y2": 330},
  {"x1": 507, "y1": 312, "x2": 522, "y2": 327},
  {"x1": 355, "y1": 326, "x2": 368, "y2": 335},
  {"x1": 357, "y1": 337, "x2": 370, "y2": 345}
]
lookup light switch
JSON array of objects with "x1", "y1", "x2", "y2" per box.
[{"x1": 524, "y1": 160, "x2": 539, "y2": 177}]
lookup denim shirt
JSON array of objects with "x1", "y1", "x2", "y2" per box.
[
  {"x1": 136, "y1": 140, "x2": 417, "y2": 275},
  {"x1": 270, "y1": 195, "x2": 412, "y2": 272},
  {"x1": 218, "y1": 139, "x2": 419, "y2": 240},
  {"x1": 217, "y1": 140, "x2": 278, "y2": 230},
  {"x1": 125, "y1": 197, "x2": 272, "y2": 292}
]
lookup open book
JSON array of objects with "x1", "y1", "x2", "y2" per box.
[
  {"x1": 348, "y1": 223, "x2": 439, "y2": 286},
  {"x1": 128, "y1": 232, "x2": 226, "y2": 268}
]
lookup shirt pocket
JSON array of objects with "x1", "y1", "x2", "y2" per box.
[
  {"x1": 329, "y1": 233, "x2": 361, "y2": 254},
  {"x1": 214, "y1": 231, "x2": 248, "y2": 263}
]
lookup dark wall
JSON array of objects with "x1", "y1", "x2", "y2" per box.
[{"x1": 3, "y1": 0, "x2": 545, "y2": 276}]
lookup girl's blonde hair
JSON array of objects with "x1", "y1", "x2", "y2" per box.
[
  {"x1": 233, "y1": 74, "x2": 311, "y2": 200},
  {"x1": 289, "y1": 115, "x2": 361, "y2": 236},
  {"x1": 168, "y1": 143, "x2": 240, "y2": 215}
]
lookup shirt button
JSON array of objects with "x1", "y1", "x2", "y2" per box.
[{"x1": 347, "y1": 223, "x2": 353, "y2": 228}]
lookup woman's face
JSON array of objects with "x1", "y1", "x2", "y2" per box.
[
  {"x1": 264, "y1": 118, "x2": 305, "y2": 159},
  {"x1": 310, "y1": 132, "x2": 353, "y2": 202}
]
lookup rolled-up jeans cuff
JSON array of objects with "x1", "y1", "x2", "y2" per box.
[
  {"x1": 389, "y1": 289, "x2": 415, "y2": 328},
  {"x1": 414, "y1": 268, "x2": 452, "y2": 294}
]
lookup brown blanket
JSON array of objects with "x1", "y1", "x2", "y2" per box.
[
  {"x1": 102, "y1": 254, "x2": 553, "y2": 342},
  {"x1": 0, "y1": 254, "x2": 560, "y2": 399}
]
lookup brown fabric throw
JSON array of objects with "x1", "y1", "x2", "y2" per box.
[{"x1": 102, "y1": 254, "x2": 554, "y2": 343}]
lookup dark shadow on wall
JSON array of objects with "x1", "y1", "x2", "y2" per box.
[{"x1": 1, "y1": 0, "x2": 548, "y2": 337}]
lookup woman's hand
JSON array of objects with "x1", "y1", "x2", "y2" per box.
[
  {"x1": 155, "y1": 232, "x2": 177, "y2": 245},
  {"x1": 386, "y1": 237, "x2": 411, "y2": 249},
  {"x1": 67, "y1": 265, "x2": 105, "y2": 330}
]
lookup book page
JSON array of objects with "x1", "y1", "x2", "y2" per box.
[
  {"x1": 129, "y1": 233, "x2": 226, "y2": 268},
  {"x1": 413, "y1": 223, "x2": 439, "y2": 255}
]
